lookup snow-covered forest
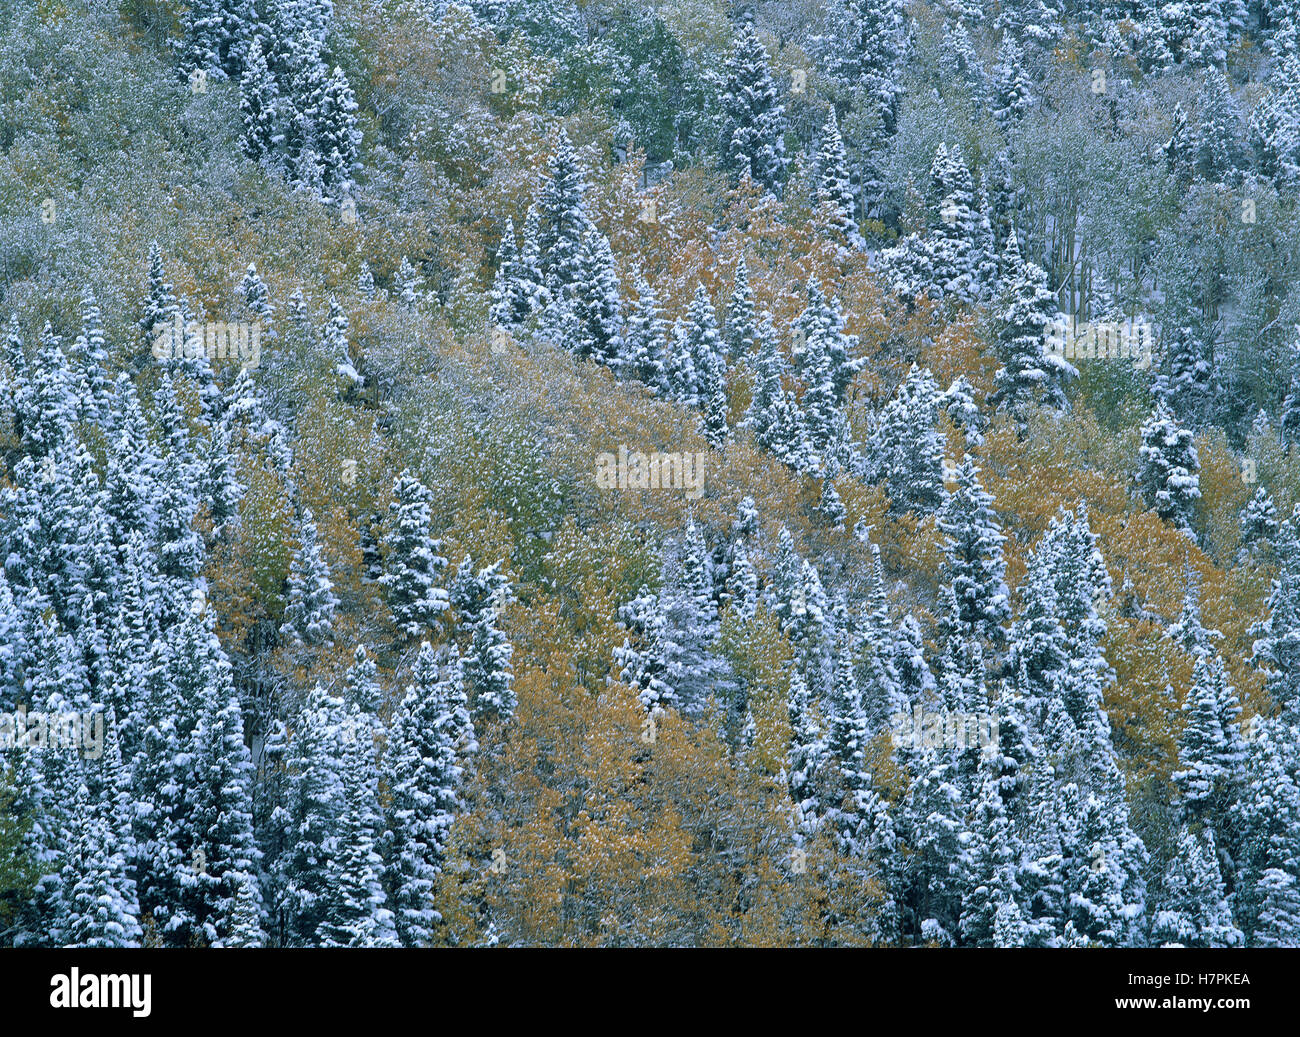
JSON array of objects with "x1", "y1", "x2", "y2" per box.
[{"x1": 2, "y1": 0, "x2": 1300, "y2": 949}]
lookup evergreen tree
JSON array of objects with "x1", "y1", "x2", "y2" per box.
[
  {"x1": 1150, "y1": 826, "x2": 1242, "y2": 947},
  {"x1": 989, "y1": 254, "x2": 1075, "y2": 419},
  {"x1": 815, "y1": 110, "x2": 861, "y2": 248},
  {"x1": 280, "y1": 507, "x2": 339, "y2": 648},
  {"x1": 239, "y1": 35, "x2": 281, "y2": 163},
  {"x1": 381, "y1": 643, "x2": 475, "y2": 946},
  {"x1": 719, "y1": 22, "x2": 787, "y2": 193},
  {"x1": 379, "y1": 472, "x2": 450, "y2": 638},
  {"x1": 938, "y1": 458, "x2": 1011, "y2": 650},
  {"x1": 725, "y1": 256, "x2": 757, "y2": 358},
  {"x1": 622, "y1": 271, "x2": 669, "y2": 392},
  {"x1": 1137, "y1": 400, "x2": 1202, "y2": 535}
]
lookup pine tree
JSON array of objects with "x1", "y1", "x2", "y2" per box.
[
  {"x1": 570, "y1": 225, "x2": 623, "y2": 367},
  {"x1": 379, "y1": 472, "x2": 450, "y2": 638},
  {"x1": 1253, "y1": 868, "x2": 1300, "y2": 947},
  {"x1": 740, "y1": 316, "x2": 803, "y2": 464},
  {"x1": 317, "y1": 65, "x2": 361, "y2": 201},
  {"x1": 318, "y1": 708, "x2": 398, "y2": 947},
  {"x1": 719, "y1": 22, "x2": 787, "y2": 193},
  {"x1": 70, "y1": 287, "x2": 111, "y2": 426},
  {"x1": 381, "y1": 642, "x2": 475, "y2": 946},
  {"x1": 181, "y1": 635, "x2": 263, "y2": 947},
  {"x1": 450, "y1": 556, "x2": 516, "y2": 724},
  {"x1": 240, "y1": 262, "x2": 274, "y2": 328},
  {"x1": 185, "y1": 0, "x2": 255, "y2": 82},
  {"x1": 490, "y1": 217, "x2": 540, "y2": 329},
  {"x1": 991, "y1": 33, "x2": 1033, "y2": 134},
  {"x1": 239, "y1": 34, "x2": 282, "y2": 163},
  {"x1": 938, "y1": 458, "x2": 1011, "y2": 650},
  {"x1": 724, "y1": 256, "x2": 757, "y2": 359},
  {"x1": 1241, "y1": 486, "x2": 1279, "y2": 554},
  {"x1": 1193, "y1": 67, "x2": 1244, "y2": 182},
  {"x1": 1137, "y1": 400, "x2": 1202, "y2": 535},
  {"x1": 990, "y1": 254, "x2": 1074, "y2": 419},
  {"x1": 614, "y1": 587, "x2": 677, "y2": 711},
  {"x1": 140, "y1": 241, "x2": 179, "y2": 339},
  {"x1": 622, "y1": 271, "x2": 669, "y2": 392},
  {"x1": 280, "y1": 507, "x2": 339, "y2": 648},
  {"x1": 1172, "y1": 656, "x2": 1229, "y2": 817},
  {"x1": 536, "y1": 128, "x2": 593, "y2": 299},
  {"x1": 1250, "y1": 513, "x2": 1300, "y2": 721},
  {"x1": 1151, "y1": 826, "x2": 1242, "y2": 947},
  {"x1": 815, "y1": 110, "x2": 861, "y2": 248},
  {"x1": 786, "y1": 670, "x2": 827, "y2": 839},
  {"x1": 873, "y1": 365, "x2": 946, "y2": 515}
]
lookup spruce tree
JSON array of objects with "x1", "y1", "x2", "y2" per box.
[
  {"x1": 280, "y1": 507, "x2": 339, "y2": 648},
  {"x1": 1137, "y1": 400, "x2": 1202, "y2": 535},
  {"x1": 379, "y1": 472, "x2": 450, "y2": 638},
  {"x1": 719, "y1": 22, "x2": 787, "y2": 193}
]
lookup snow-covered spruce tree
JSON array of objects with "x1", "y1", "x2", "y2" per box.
[
  {"x1": 275, "y1": 683, "x2": 346, "y2": 946},
  {"x1": 786, "y1": 669, "x2": 827, "y2": 840},
  {"x1": 1240, "y1": 486, "x2": 1279, "y2": 555},
  {"x1": 1150, "y1": 826, "x2": 1242, "y2": 947},
  {"x1": 240, "y1": 261, "x2": 274, "y2": 330},
  {"x1": 614, "y1": 587, "x2": 677, "y2": 711},
  {"x1": 656, "y1": 520, "x2": 736, "y2": 716},
  {"x1": 871, "y1": 365, "x2": 946, "y2": 515},
  {"x1": 1250, "y1": 512, "x2": 1300, "y2": 721},
  {"x1": 239, "y1": 35, "x2": 281, "y2": 164},
  {"x1": 381, "y1": 642, "x2": 476, "y2": 946},
  {"x1": 959, "y1": 756, "x2": 1030, "y2": 947},
  {"x1": 794, "y1": 280, "x2": 862, "y2": 404},
  {"x1": 450, "y1": 556, "x2": 516, "y2": 724},
  {"x1": 725, "y1": 256, "x2": 756, "y2": 359},
  {"x1": 938, "y1": 458, "x2": 1010, "y2": 651},
  {"x1": 1192, "y1": 67, "x2": 1244, "y2": 183},
  {"x1": 795, "y1": 325, "x2": 852, "y2": 473},
  {"x1": 991, "y1": 32, "x2": 1033, "y2": 134},
  {"x1": 989, "y1": 254, "x2": 1075, "y2": 420},
  {"x1": 740, "y1": 316, "x2": 803, "y2": 464},
  {"x1": 1248, "y1": 55, "x2": 1300, "y2": 192},
  {"x1": 280, "y1": 506, "x2": 339, "y2": 648},
  {"x1": 185, "y1": 0, "x2": 255, "y2": 82},
  {"x1": 719, "y1": 21, "x2": 787, "y2": 194},
  {"x1": 316, "y1": 65, "x2": 361, "y2": 201},
  {"x1": 570, "y1": 224, "x2": 623, "y2": 368},
  {"x1": 1171, "y1": 656, "x2": 1228, "y2": 820},
  {"x1": 180, "y1": 636, "x2": 263, "y2": 947},
  {"x1": 1230, "y1": 715, "x2": 1300, "y2": 941},
  {"x1": 821, "y1": 0, "x2": 907, "y2": 141},
  {"x1": 379, "y1": 471, "x2": 449, "y2": 639},
  {"x1": 622, "y1": 270, "x2": 669, "y2": 393},
  {"x1": 70, "y1": 287, "x2": 111, "y2": 426},
  {"x1": 815, "y1": 110, "x2": 861, "y2": 248},
  {"x1": 679, "y1": 285, "x2": 728, "y2": 447},
  {"x1": 535, "y1": 128, "x2": 594, "y2": 300},
  {"x1": 490, "y1": 217, "x2": 541, "y2": 330},
  {"x1": 318, "y1": 708, "x2": 398, "y2": 947},
  {"x1": 1136, "y1": 400, "x2": 1202, "y2": 535}
]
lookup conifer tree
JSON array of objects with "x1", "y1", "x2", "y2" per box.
[
  {"x1": 280, "y1": 507, "x2": 339, "y2": 648},
  {"x1": 938, "y1": 458, "x2": 1011, "y2": 650},
  {"x1": 622, "y1": 271, "x2": 669, "y2": 393},
  {"x1": 380, "y1": 472, "x2": 450, "y2": 638},
  {"x1": 1137, "y1": 400, "x2": 1202, "y2": 535},
  {"x1": 381, "y1": 643, "x2": 475, "y2": 946},
  {"x1": 719, "y1": 22, "x2": 787, "y2": 193},
  {"x1": 815, "y1": 110, "x2": 861, "y2": 248}
]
